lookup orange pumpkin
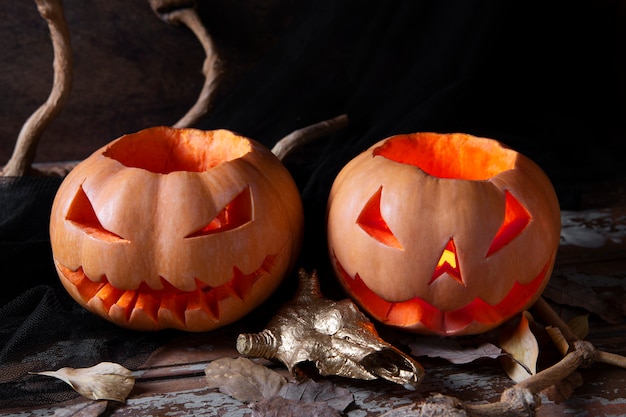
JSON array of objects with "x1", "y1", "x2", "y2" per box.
[
  {"x1": 50, "y1": 127, "x2": 304, "y2": 331},
  {"x1": 326, "y1": 133, "x2": 560, "y2": 336}
]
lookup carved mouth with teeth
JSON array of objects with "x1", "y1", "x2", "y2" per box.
[
  {"x1": 333, "y1": 256, "x2": 551, "y2": 336},
  {"x1": 56, "y1": 254, "x2": 278, "y2": 332}
]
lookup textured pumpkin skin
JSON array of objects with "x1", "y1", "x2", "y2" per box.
[
  {"x1": 50, "y1": 127, "x2": 304, "y2": 332},
  {"x1": 327, "y1": 133, "x2": 560, "y2": 336}
]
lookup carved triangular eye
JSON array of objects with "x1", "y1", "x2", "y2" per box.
[
  {"x1": 186, "y1": 186, "x2": 253, "y2": 238},
  {"x1": 357, "y1": 186, "x2": 403, "y2": 249},
  {"x1": 430, "y1": 238, "x2": 463, "y2": 285},
  {"x1": 486, "y1": 190, "x2": 532, "y2": 257},
  {"x1": 66, "y1": 185, "x2": 127, "y2": 242}
]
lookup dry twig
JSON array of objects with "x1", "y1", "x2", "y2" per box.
[
  {"x1": 271, "y1": 114, "x2": 349, "y2": 160},
  {"x1": 2, "y1": 0, "x2": 72, "y2": 177},
  {"x1": 398, "y1": 297, "x2": 626, "y2": 416},
  {"x1": 148, "y1": 0, "x2": 220, "y2": 128}
]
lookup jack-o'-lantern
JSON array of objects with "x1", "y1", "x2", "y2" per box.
[
  {"x1": 326, "y1": 133, "x2": 560, "y2": 336},
  {"x1": 50, "y1": 127, "x2": 304, "y2": 332}
]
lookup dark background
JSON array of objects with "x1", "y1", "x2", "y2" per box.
[
  {"x1": 2, "y1": 1, "x2": 625, "y2": 208},
  {"x1": 0, "y1": 0, "x2": 625, "y2": 407}
]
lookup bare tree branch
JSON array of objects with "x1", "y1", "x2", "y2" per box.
[{"x1": 2, "y1": 0, "x2": 72, "y2": 177}]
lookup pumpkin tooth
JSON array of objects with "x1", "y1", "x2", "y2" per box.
[
  {"x1": 258, "y1": 254, "x2": 278, "y2": 276},
  {"x1": 158, "y1": 291, "x2": 187, "y2": 328},
  {"x1": 226, "y1": 267, "x2": 256, "y2": 301},
  {"x1": 109, "y1": 290, "x2": 138, "y2": 324},
  {"x1": 56, "y1": 264, "x2": 104, "y2": 303},
  {"x1": 92, "y1": 282, "x2": 125, "y2": 311},
  {"x1": 158, "y1": 279, "x2": 188, "y2": 326},
  {"x1": 186, "y1": 288, "x2": 220, "y2": 322},
  {"x1": 387, "y1": 298, "x2": 442, "y2": 330},
  {"x1": 128, "y1": 292, "x2": 161, "y2": 329},
  {"x1": 203, "y1": 291, "x2": 221, "y2": 320}
]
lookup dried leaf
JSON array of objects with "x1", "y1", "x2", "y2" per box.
[
  {"x1": 34, "y1": 362, "x2": 134, "y2": 402},
  {"x1": 545, "y1": 326, "x2": 569, "y2": 356},
  {"x1": 409, "y1": 337, "x2": 503, "y2": 364},
  {"x1": 543, "y1": 271, "x2": 625, "y2": 323},
  {"x1": 251, "y1": 396, "x2": 342, "y2": 417},
  {"x1": 204, "y1": 357, "x2": 287, "y2": 402},
  {"x1": 567, "y1": 314, "x2": 590, "y2": 340},
  {"x1": 499, "y1": 312, "x2": 539, "y2": 382},
  {"x1": 278, "y1": 379, "x2": 354, "y2": 412}
]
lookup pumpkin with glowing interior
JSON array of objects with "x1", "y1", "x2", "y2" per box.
[
  {"x1": 50, "y1": 127, "x2": 304, "y2": 332},
  {"x1": 326, "y1": 132, "x2": 560, "y2": 336}
]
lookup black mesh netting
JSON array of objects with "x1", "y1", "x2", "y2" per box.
[
  {"x1": 0, "y1": 285, "x2": 175, "y2": 408},
  {"x1": 0, "y1": 177, "x2": 176, "y2": 408},
  {"x1": 1, "y1": 0, "x2": 624, "y2": 411}
]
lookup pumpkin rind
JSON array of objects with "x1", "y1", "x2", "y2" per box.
[
  {"x1": 50, "y1": 127, "x2": 304, "y2": 332},
  {"x1": 326, "y1": 132, "x2": 560, "y2": 336}
]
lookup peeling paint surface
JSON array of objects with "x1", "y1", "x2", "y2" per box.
[{"x1": 561, "y1": 210, "x2": 626, "y2": 247}]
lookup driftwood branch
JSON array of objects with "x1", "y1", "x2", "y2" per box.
[
  {"x1": 148, "y1": 0, "x2": 220, "y2": 128},
  {"x1": 2, "y1": 0, "x2": 72, "y2": 177},
  {"x1": 271, "y1": 114, "x2": 349, "y2": 160}
]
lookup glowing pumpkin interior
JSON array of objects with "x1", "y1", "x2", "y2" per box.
[{"x1": 103, "y1": 128, "x2": 251, "y2": 174}]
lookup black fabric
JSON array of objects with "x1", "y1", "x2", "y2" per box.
[
  {"x1": 0, "y1": 285, "x2": 175, "y2": 408},
  {"x1": 1, "y1": 0, "x2": 623, "y2": 410},
  {"x1": 0, "y1": 176, "x2": 64, "y2": 306}
]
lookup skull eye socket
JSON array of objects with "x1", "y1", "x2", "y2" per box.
[
  {"x1": 486, "y1": 191, "x2": 531, "y2": 257},
  {"x1": 66, "y1": 185, "x2": 127, "y2": 242},
  {"x1": 185, "y1": 186, "x2": 253, "y2": 238},
  {"x1": 357, "y1": 186, "x2": 404, "y2": 249}
]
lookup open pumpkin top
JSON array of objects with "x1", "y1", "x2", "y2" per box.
[
  {"x1": 373, "y1": 133, "x2": 518, "y2": 181},
  {"x1": 103, "y1": 128, "x2": 252, "y2": 174}
]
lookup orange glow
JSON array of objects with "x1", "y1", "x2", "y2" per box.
[
  {"x1": 486, "y1": 190, "x2": 532, "y2": 257},
  {"x1": 356, "y1": 186, "x2": 403, "y2": 249},
  {"x1": 66, "y1": 186, "x2": 127, "y2": 243},
  {"x1": 56, "y1": 253, "x2": 276, "y2": 326},
  {"x1": 334, "y1": 257, "x2": 550, "y2": 336},
  {"x1": 372, "y1": 133, "x2": 517, "y2": 180},
  {"x1": 103, "y1": 127, "x2": 252, "y2": 174},
  {"x1": 430, "y1": 238, "x2": 462, "y2": 285},
  {"x1": 186, "y1": 186, "x2": 253, "y2": 238}
]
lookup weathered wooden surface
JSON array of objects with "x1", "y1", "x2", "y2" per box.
[{"x1": 2, "y1": 204, "x2": 625, "y2": 416}]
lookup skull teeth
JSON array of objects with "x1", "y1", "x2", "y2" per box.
[{"x1": 56, "y1": 254, "x2": 277, "y2": 330}]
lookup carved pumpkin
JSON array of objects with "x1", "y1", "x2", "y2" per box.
[
  {"x1": 50, "y1": 127, "x2": 304, "y2": 332},
  {"x1": 326, "y1": 133, "x2": 560, "y2": 336}
]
